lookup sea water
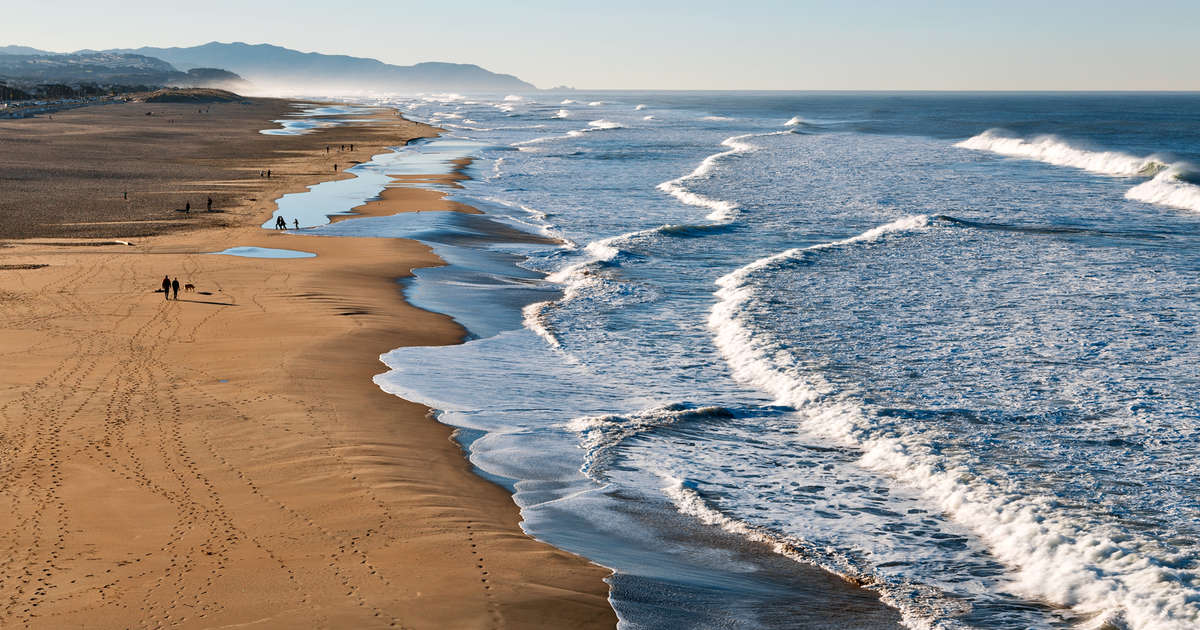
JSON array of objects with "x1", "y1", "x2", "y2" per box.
[{"x1": 308, "y1": 92, "x2": 1200, "y2": 629}]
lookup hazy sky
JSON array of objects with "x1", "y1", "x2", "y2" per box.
[{"x1": 5, "y1": 0, "x2": 1198, "y2": 90}]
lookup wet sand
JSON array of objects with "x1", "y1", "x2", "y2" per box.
[{"x1": 0, "y1": 100, "x2": 616, "y2": 628}]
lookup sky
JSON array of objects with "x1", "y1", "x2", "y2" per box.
[{"x1": 4, "y1": 0, "x2": 1199, "y2": 90}]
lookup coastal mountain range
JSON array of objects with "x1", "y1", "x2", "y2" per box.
[
  {"x1": 0, "y1": 50, "x2": 242, "y2": 90},
  {"x1": 1, "y1": 42, "x2": 534, "y2": 93}
]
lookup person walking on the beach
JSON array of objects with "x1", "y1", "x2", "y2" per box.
[
  {"x1": 267, "y1": 169, "x2": 272, "y2": 178},
  {"x1": 161, "y1": 275, "x2": 171, "y2": 300},
  {"x1": 184, "y1": 201, "x2": 190, "y2": 213},
  {"x1": 275, "y1": 216, "x2": 285, "y2": 230},
  {"x1": 171, "y1": 278, "x2": 180, "y2": 300},
  {"x1": 349, "y1": 144, "x2": 354, "y2": 151},
  {"x1": 333, "y1": 164, "x2": 338, "y2": 172},
  {"x1": 207, "y1": 196, "x2": 212, "y2": 211},
  {"x1": 293, "y1": 218, "x2": 299, "y2": 230}
]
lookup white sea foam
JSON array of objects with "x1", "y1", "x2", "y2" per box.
[
  {"x1": 642, "y1": 115, "x2": 655, "y2": 121},
  {"x1": 504, "y1": 94, "x2": 524, "y2": 102},
  {"x1": 635, "y1": 104, "x2": 647, "y2": 110},
  {"x1": 656, "y1": 132, "x2": 786, "y2": 221},
  {"x1": 588, "y1": 101, "x2": 605, "y2": 106},
  {"x1": 561, "y1": 99, "x2": 578, "y2": 105},
  {"x1": 708, "y1": 214, "x2": 1200, "y2": 630},
  {"x1": 420, "y1": 92, "x2": 464, "y2": 102},
  {"x1": 701, "y1": 115, "x2": 734, "y2": 121},
  {"x1": 659, "y1": 475, "x2": 965, "y2": 630},
  {"x1": 958, "y1": 129, "x2": 1200, "y2": 216},
  {"x1": 956, "y1": 129, "x2": 1167, "y2": 177},
  {"x1": 569, "y1": 405, "x2": 732, "y2": 479},
  {"x1": 586, "y1": 119, "x2": 623, "y2": 130},
  {"x1": 554, "y1": 109, "x2": 570, "y2": 119},
  {"x1": 521, "y1": 300, "x2": 561, "y2": 348},
  {"x1": 514, "y1": 120, "x2": 626, "y2": 147},
  {"x1": 1125, "y1": 168, "x2": 1200, "y2": 213},
  {"x1": 784, "y1": 116, "x2": 809, "y2": 126}
]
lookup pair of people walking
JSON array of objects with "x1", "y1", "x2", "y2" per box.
[
  {"x1": 161, "y1": 275, "x2": 181, "y2": 300},
  {"x1": 275, "y1": 216, "x2": 301, "y2": 230}
]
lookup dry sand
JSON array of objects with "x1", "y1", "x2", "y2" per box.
[{"x1": 0, "y1": 100, "x2": 616, "y2": 628}]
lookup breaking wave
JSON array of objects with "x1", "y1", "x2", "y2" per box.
[
  {"x1": 956, "y1": 129, "x2": 1168, "y2": 176},
  {"x1": 708, "y1": 214, "x2": 1200, "y2": 630},
  {"x1": 1125, "y1": 168, "x2": 1200, "y2": 213},
  {"x1": 656, "y1": 131, "x2": 787, "y2": 221},
  {"x1": 569, "y1": 404, "x2": 734, "y2": 479}
]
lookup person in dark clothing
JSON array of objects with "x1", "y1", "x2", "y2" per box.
[
  {"x1": 207, "y1": 197, "x2": 212, "y2": 211},
  {"x1": 161, "y1": 275, "x2": 171, "y2": 300},
  {"x1": 333, "y1": 164, "x2": 338, "y2": 172},
  {"x1": 293, "y1": 218, "x2": 299, "y2": 229},
  {"x1": 185, "y1": 201, "x2": 190, "y2": 212},
  {"x1": 172, "y1": 278, "x2": 180, "y2": 300},
  {"x1": 267, "y1": 169, "x2": 272, "y2": 178}
]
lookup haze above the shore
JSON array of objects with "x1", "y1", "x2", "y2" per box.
[{"x1": 8, "y1": 0, "x2": 1199, "y2": 90}]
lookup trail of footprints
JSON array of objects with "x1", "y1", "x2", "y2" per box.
[
  {"x1": 466, "y1": 521, "x2": 504, "y2": 630},
  {"x1": 0, "y1": 253, "x2": 517, "y2": 629}
]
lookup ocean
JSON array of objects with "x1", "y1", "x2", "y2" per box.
[{"x1": 282, "y1": 92, "x2": 1200, "y2": 629}]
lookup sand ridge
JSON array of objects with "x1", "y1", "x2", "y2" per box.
[{"x1": 0, "y1": 100, "x2": 616, "y2": 628}]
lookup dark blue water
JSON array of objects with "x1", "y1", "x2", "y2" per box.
[{"x1": 298, "y1": 92, "x2": 1200, "y2": 629}]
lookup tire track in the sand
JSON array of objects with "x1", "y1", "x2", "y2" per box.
[
  {"x1": 166, "y1": 308, "x2": 406, "y2": 626},
  {"x1": 0, "y1": 254, "x2": 138, "y2": 623},
  {"x1": 0, "y1": 252, "x2": 243, "y2": 626}
]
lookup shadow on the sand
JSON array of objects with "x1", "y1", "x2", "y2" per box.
[{"x1": 174, "y1": 299, "x2": 236, "y2": 306}]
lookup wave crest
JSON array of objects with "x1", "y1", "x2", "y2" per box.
[
  {"x1": 708, "y1": 215, "x2": 1200, "y2": 630},
  {"x1": 956, "y1": 129, "x2": 1168, "y2": 177},
  {"x1": 1125, "y1": 168, "x2": 1200, "y2": 213}
]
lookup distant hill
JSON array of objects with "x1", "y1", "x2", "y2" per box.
[
  {"x1": 0, "y1": 52, "x2": 246, "y2": 90},
  {"x1": 0, "y1": 45, "x2": 53, "y2": 55},
  {"x1": 134, "y1": 87, "x2": 243, "y2": 103},
  {"x1": 101, "y1": 41, "x2": 536, "y2": 92}
]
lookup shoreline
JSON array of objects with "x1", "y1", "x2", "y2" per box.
[{"x1": 0, "y1": 98, "x2": 615, "y2": 627}]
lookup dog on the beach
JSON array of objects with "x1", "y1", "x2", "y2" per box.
[{"x1": 184, "y1": 283, "x2": 195, "y2": 293}]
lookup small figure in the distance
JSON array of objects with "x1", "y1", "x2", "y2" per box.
[
  {"x1": 207, "y1": 197, "x2": 213, "y2": 211},
  {"x1": 293, "y1": 218, "x2": 299, "y2": 230},
  {"x1": 171, "y1": 277, "x2": 180, "y2": 300},
  {"x1": 161, "y1": 275, "x2": 171, "y2": 300}
]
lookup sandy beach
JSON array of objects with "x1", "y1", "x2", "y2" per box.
[{"x1": 0, "y1": 99, "x2": 615, "y2": 627}]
